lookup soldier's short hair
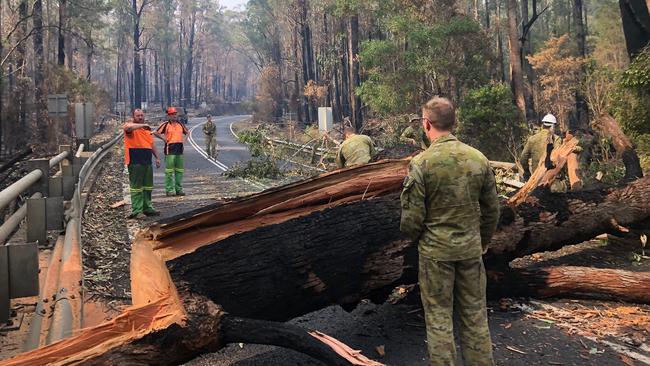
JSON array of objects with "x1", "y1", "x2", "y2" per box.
[
  {"x1": 422, "y1": 97, "x2": 455, "y2": 131},
  {"x1": 343, "y1": 126, "x2": 356, "y2": 135}
]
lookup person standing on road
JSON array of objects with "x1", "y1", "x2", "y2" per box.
[
  {"x1": 400, "y1": 97, "x2": 500, "y2": 366},
  {"x1": 123, "y1": 109, "x2": 161, "y2": 219},
  {"x1": 202, "y1": 115, "x2": 218, "y2": 159},
  {"x1": 156, "y1": 107, "x2": 189, "y2": 196},
  {"x1": 335, "y1": 126, "x2": 375, "y2": 168}
]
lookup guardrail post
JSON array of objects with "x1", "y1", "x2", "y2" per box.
[
  {"x1": 7, "y1": 242, "x2": 39, "y2": 298},
  {"x1": 49, "y1": 171, "x2": 63, "y2": 198},
  {"x1": 61, "y1": 154, "x2": 75, "y2": 201},
  {"x1": 26, "y1": 197, "x2": 47, "y2": 244},
  {"x1": 27, "y1": 159, "x2": 50, "y2": 197},
  {"x1": 0, "y1": 245, "x2": 9, "y2": 324}
]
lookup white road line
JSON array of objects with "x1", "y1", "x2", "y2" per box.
[
  {"x1": 188, "y1": 120, "x2": 229, "y2": 171},
  {"x1": 188, "y1": 116, "x2": 268, "y2": 190},
  {"x1": 229, "y1": 121, "x2": 238, "y2": 139},
  {"x1": 229, "y1": 114, "x2": 250, "y2": 139}
]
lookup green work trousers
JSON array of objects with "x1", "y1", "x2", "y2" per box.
[
  {"x1": 128, "y1": 164, "x2": 154, "y2": 214},
  {"x1": 419, "y1": 255, "x2": 495, "y2": 366},
  {"x1": 205, "y1": 135, "x2": 217, "y2": 158},
  {"x1": 165, "y1": 154, "x2": 184, "y2": 194}
]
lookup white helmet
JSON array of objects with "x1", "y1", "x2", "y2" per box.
[{"x1": 542, "y1": 114, "x2": 557, "y2": 127}]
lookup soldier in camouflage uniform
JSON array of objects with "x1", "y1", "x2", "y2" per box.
[
  {"x1": 400, "y1": 97, "x2": 500, "y2": 366},
  {"x1": 400, "y1": 117, "x2": 431, "y2": 149},
  {"x1": 520, "y1": 114, "x2": 561, "y2": 180},
  {"x1": 336, "y1": 126, "x2": 375, "y2": 168}
]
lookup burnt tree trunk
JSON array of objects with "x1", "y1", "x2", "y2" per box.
[
  {"x1": 618, "y1": 0, "x2": 650, "y2": 59},
  {"x1": 33, "y1": 0, "x2": 47, "y2": 143},
  {"x1": 8, "y1": 162, "x2": 650, "y2": 366},
  {"x1": 57, "y1": 0, "x2": 66, "y2": 66},
  {"x1": 150, "y1": 159, "x2": 650, "y2": 322},
  {"x1": 183, "y1": 8, "x2": 197, "y2": 107}
]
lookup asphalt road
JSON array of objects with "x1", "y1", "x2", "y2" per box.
[
  {"x1": 150, "y1": 115, "x2": 264, "y2": 197},
  {"x1": 153, "y1": 115, "x2": 252, "y2": 175}
]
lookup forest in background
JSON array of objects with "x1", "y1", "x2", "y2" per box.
[
  {"x1": 0, "y1": 0, "x2": 648, "y2": 170},
  {"x1": 0, "y1": 0, "x2": 257, "y2": 155},
  {"x1": 244, "y1": 0, "x2": 650, "y2": 171}
]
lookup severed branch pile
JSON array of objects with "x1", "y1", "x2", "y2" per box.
[{"x1": 4, "y1": 119, "x2": 650, "y2": 365}]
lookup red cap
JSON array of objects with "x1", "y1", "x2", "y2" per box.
[{"x1": 167, "y1": 107, "x2": 178, "y2": 115}]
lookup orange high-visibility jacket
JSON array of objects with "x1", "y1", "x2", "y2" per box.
[
  {"x1": 156, "y1": 120, "x2": 188, "y2": 155},
  {"x1": 123, "y1": 125, "x2": 154, "y2": 165}
]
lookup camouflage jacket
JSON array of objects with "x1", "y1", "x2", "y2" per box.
[
  {"x1": 336, "y1": 134, "x2": 375, "y2": 168},
  {"x1": 203, "y1": 121, "x2": 216, "y2": 136},
  {"x1": 520, "y1": 129, "x2": 561, "y2": 175},
  {"x1": 400, "y1": 126, "x2": 431, "y2": 150},
  {"x1": 400, "y1": 134, "x2": 500, "y2": 261}
]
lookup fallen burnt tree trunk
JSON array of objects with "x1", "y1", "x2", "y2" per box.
[
  {"x1": 6, "y1": 160, "x2": 650, "y2": 365},
  {"x1": 151, "y1": 160, "x2": 650, "y2": 322},
  {"x1": 3, "y1": 240, "x2": 382, "y2": 366}
]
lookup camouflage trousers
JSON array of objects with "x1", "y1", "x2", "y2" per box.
[{"x1": 419, "y1": 255, "x2": 495, "y2": 366}]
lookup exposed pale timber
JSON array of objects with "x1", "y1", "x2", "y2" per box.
[
  {"x1": 508, "y1": 136, "x2": 579, "y2": 206},
  {"x1": 490, "y1": 266, "x2": 650, "y2": 304},
  {"x1": 6, "y1": 158, "x2": 650, "y2": 365},
  {"x1": 1, "y1": 234, "x2": 382, "y2": 366},
  {"x1": 593, "y1": 114, "x2": 644, "y2": 182}
]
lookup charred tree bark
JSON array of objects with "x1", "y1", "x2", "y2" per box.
[
  {"x1": 183, "y1": 8, "x2": 197, "y2": 107},
  {"x1": 496, "y1": 0, "x2": 506, "y2": 82},
  {"x1": 618, "y1": 0, "x2": 650, "y2": 59},
  {"x1": 157, "y1": 164, "x2": 650, "y2": 324},
  {"x1": 132, "y1": 0, "x2": 146, "y2": 109},
  {"x1": 33, "y1": 0, "x2": 47, "y2": 143},
  {"x1": 57, "y1": 0, "x2": 66, "y2": 66}
]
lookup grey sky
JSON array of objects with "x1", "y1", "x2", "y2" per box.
[{"x1": 220, "y1": 0, "x2": 247, "y2": 9}]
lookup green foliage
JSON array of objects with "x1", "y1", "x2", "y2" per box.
[
  {"x1": 632, "y1": 134, "x2": 650, "y2": 172},
  {"x1": 457, "y1": 83, "x2": 526, "y2": 162},
  {"x1": 589, "y1": 0, "x2": 628, "y2": 71},
  {"x1": 612, "y1": 47, "x2": 650, "y2": 137},
  {"x1": 230, "y1": 125, "x2": 283, "y2": 179},
  {"x1": 236, "y1": 128, "x2": 266, "y2": 157},
  {"x1": 357, "y1": 8, "x2": 492, "y2": 116},
  {"x1": 224, "y1": 157, "x2": 283, "y2": 179}
]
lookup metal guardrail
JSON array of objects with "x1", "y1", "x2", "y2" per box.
[
  {"x1": 0, "y1": 193, "x2": 42, "y2": 245},
  {"x1": 24, "y1": 132, "x2": 122, "y2": 349},
  {"x1": 0, "y1": 147, "x2": 84, "y2": 325}
]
